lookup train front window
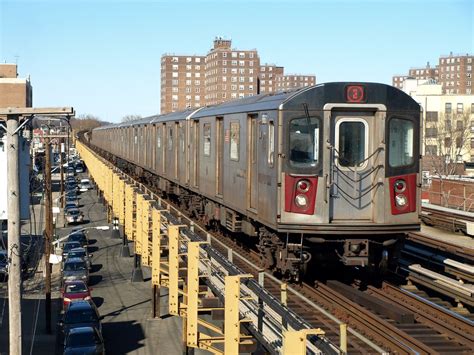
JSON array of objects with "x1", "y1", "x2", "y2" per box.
[
  {"x1": 389, "y1": 118, "x2": 414, "y2": 167},
  {"x1": 289, "y1": 117, "x2": 319, "y2": 167},
  {"x1": 336, "y1": 120, "x2": 367, "y2": 168}
]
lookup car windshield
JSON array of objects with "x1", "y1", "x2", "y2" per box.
[
  {"x1": 64, "y1": 243, "x2": 81, "y2": 252},
  {"x1": 68, "y1": 251, "x2": 86, "y2": 258},
  {"x1": 64, "y1": 261, "x2": 86, "y2": 271},
  {"x1": 67, "y1": 331, "x2": 100, "y2": 347},
  {"x1": 68, "y1": 234, "x2": 85, "y2": 242},
  {"x1": 68, "y1": 210, "x2": 80, "y2": 215},
  {"x1": 65, "y1": 283, "x2": 88, "y2": 293},
  {"x1": 65, "y1": 308, "x2": 98, "y2": 324}
]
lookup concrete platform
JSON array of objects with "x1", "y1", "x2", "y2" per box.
[{"x1": 420, "y1": 225, "x2": 474, "y2": 252}]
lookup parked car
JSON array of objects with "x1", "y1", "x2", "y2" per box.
[
  {"x1": 59, "y1": 301, "x2": 101, "y2": 340},
  {"x1": 79, "y1": 179, "x2": 93, "y2": 191},
  {"x1": 64, "y1": 202, "x2": 79, "y2": 214},
  {"x1": 66, "y1": 248, "x2": 92, "y2": 270},
  {"x1": 63, "y1": 326, "x2": 104, "y2": 355},
  {"x1": 67, "y1": 231, "x2": 88, "y2": 249},
  {"x1": 65, "y1": 195, "x2": 79, "y2": 207},
  {"x1": 62, "y1": 241, "x2": 82, "y2": 259},
  {"x1": 61, "y1": 280, "x2": 92, "y2": 310},
  {"x1": 66, "y1": 167, "x2": 75, "y2": 177},
  {"x1": 66, "y1": 209, "x2": 84, "y2": 225},
  {"x1": 75, "y1": 164, "x2": 85, "y2": 174},
  {"x1": 65, "y1": 182, "x2": 78, "y2": 191},
  {"x1": 62, "y1": 257, "x2": 89, "y2": 284},
  {"x1": 0, "y1": 250, "x2": 8, "y2": 281}
]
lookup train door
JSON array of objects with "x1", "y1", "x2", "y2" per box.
[
  {"x1": 192, "y1": 120, "x2": 199, "y2": 187},
  {"x1": 329, "y1": 113, "x2": 376, "y2": 221},
  {"x1": 247, "y1": 114, "x2": 258, "y2": 211},
  {"x1": 162, "y1": 123, "x2": 166, "y2": 174},
  {"x1": 174, "y1": 122, "x2": 179, "y2": 179},
  {"x1": 216, "y1": 117, "x2": 224, "y2": 196}
]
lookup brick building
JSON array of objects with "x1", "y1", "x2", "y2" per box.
[
  {"x1": 205, "y1": 38, "x2": 259, "y2": 106},
  {"x1": 392, "y1": 53, "x2": 473, "y2": 95},
  {"x1": 0, "y1": 63, "x2": 33, "y2": 107},
  {"x1": 161, "y1": 39, "x2": 316, "y2": 113}
]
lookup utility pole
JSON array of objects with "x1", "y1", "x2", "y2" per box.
[
  {"x1": 6, "y1": 114, "x2": 22, "y2": 355},
  {"x1": 44, "y1": 135, "x2": 53, "y2": 334},
  {"x1": 0, "y1": 106, "x2": 75, "y2": 351},
  {"x1": 60, "y1": 139, "x2": 64, "y2": 208}
]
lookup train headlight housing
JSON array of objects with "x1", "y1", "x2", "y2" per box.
[
  {"x1": 395, "y1": 194, "x2": 408, "y2": 208},
  {"x1": 297, "y1": 180, "x2": 311, "y2": 193},
  {"x1": 295, "y1": 194, "x2": 308, "y2": 208}
]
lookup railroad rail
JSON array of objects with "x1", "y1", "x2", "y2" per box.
[
  {"x1": 406, "y1": 231, "x2": 474, "y2": 261},
  {"x1": 421, "y1": 203, "x2": 474, "y2": 237}
]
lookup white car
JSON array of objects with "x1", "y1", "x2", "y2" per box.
[{"x1": 79, "y1": 179, "x2": 93, "y2": 191}]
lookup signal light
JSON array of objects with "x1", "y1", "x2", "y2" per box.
[
  {"x1": 394, "y1": 179, "x2": 406, "y2": 193},
  {"x1": 297, "y1": 179, "x2": 310, "y2": 193},
  {"x1": 395, "y1": 194, "x2": 408, "y2": 207},
  {"x1": 295, "y1": 194, "x2": 308, "y2": 208}
]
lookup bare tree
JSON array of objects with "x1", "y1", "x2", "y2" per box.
[
  {"x1": 121, "y1": 114, "x2": 142, "y2": 123},
  {"x1": 70, "y1": 114, "x2": 105, "y2": 131},
  {"x1": 423, "y1": 110, "x2": 472, "y2": 176},
  {"x1": 423, "y1": 110, "x2": 473, "y2": 206}
]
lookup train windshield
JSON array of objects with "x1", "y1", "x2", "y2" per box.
[
  {"x1": 289, "y1": 117, "x2": 320, "y2": 167},
  {"x1": 389, "y1": 118, "x2": 414, "y2": 167}
]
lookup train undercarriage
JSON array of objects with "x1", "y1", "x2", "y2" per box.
[{"x1": 88, "y1": 144, "x2": 404, "y2": 282}]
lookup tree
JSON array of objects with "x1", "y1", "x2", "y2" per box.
[
  {"x1": 423, "y1": 110, "x2": 474, "y2": 207},
  {"x1": 423, "y1": 110, "x2": 473, "y2": 177},
  {"x1": 70, "y1": 114, "x2": 105, "y2": 131},
  {"x1": 121, "y1": 114, "x2": 142, "y2": 123}
]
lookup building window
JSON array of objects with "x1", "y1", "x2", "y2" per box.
[
  {"x1": 456, "y1": 120, "x2": 464, "y2": 131},
  {"x1": 222, "y1": 60, "x2": 227, "y2": 65},
  {"x1": 426, "y1": 111, "x2": 438, "y2": 122},
  {"x1": 457, "y1": 103, "x2": 464, "y2": 114},
  {"x1": 230, "y1": 121, "x2": 240, "y2": 161},
  {"x1": 172, "y1": 95, "x2": 178, "y2": 101},
  {"x1": 239, "y1": 85, "x2": 244, "y2": 91},
  {"x1": 239, "y1": 52, "x2": 245, "y2": 58},
  {"x1": 445, "y1": 103, "x2": 452, "y2": 114},
  {"x1": 172, "y1": 72, "x2": 178, "y2": 78},
  {"x1": 231, "y1": 60, "x2": 237, "y2": 66},
  {"x1": 425, "y1": 127, "x2": 438, "y2": 138},
  {"x1": 186, "y1": 57, "x2": 192, "y2": 63},
  {"x1": 231, "y1": 93, "x2": 237, "y2": 99},
  {"x1": 172, "y1": 57, "x2": 178, "y2": 62},
  {"x1": 426, "y1": 145, "x2": 437, "y2": 155},
  {"x1": 231, "y1": 52, "x2": 237, "y2": 58},
  {"x1": 203, "y1": 123, "x2": 211, "y2": 156}
]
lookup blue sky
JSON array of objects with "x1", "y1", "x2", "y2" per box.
[{"x1": 1, "y1": 0, "x2": 472, "y2": 122}]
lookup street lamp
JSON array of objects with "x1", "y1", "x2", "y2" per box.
[{"x1": 52, "y1": 225, "x2": 110, "y2": 250}]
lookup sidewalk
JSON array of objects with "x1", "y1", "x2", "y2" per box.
[{"x1": 0, "y1": 175, "x2": 64, "y2": 355}]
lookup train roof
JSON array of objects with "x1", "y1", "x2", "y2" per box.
[{"x1": 94, "y1": 82, "x2": 419, "y2": 131}]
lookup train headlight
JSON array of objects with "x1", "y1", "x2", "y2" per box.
[
  {"x1": 395, "y1": 194, "x2": 408, "y2": 207},
  {"x1": 297, "y1": 180, "x2": 311, "y2": 193},
  {"x1": 394, "y1": 179, "x2": 406, "y2": 193},
  {"x1": 295, "y1": 194, "x2": 308, "y2": 208}
]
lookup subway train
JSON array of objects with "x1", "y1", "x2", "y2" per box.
[{"x1": 90, "y1": 82, "x2": 421, "y2": 279}]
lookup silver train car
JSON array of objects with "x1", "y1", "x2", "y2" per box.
[{"x1": 91, "y1": 82, "x2": 421, "y2": 279}]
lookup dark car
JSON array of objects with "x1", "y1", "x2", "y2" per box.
[
  {"x1": 62, "y1": 241, "x2": 82, "y2": 259},
  {"x1": 64, "y1": 202, "x2": 79, "y2": 214},
  {"x1": 65, "y1": 195, "x2": 79, "y2": 207},
  {"x1": 64, "y1": 326, "x2": 104, "y2": 355},
  {"x1": 67, "y1": 231, "x2": 88, "y2": 249},
  {"x1": 59, "y1": 301, "x2": 101, "y2": 340},
  {"x1": 62, "y1": 257, "x2": 89, "y2": 284},
  {"x1": 66, "y1": 247, "x2": 92, "y2": 270},
  {"x1": 62, "y1": 280, "x2": 92, "y2": 310},
  {"x1": 0, "y1": 250, "x2": 8, "y2": 281}
]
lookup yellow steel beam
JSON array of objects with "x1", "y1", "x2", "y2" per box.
[
  {"x1": 151, "y1": 209, "x2": 162, "y2": 286},
  {"x1": 282, "y1": 328, "x2": 325, "y2": 355},
  {"x1": 186, "y1": 242, "x2": 201, "y2": 347},
  {"x1": 141, "y1": 197, "x2": 151, "y2": 266},
  {"x1": 135, "y1": 193, "x2": 143, "y2": 255},
  {"x1": 168, "y1": 224, "x2": 181, "y2": 316}
]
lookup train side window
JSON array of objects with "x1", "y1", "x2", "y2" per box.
[
  {"x1": 203, "y1": 123, "x2": 211, "y2": 156},
  {"x1": 168, "y1": 126, "x2": 173, "y2": 150},
  {"x1": 268, "y1": 121, "x2": 274, "y2": 167},
  {"x1": 157, "y1": 126, "x2": 161, "y2": 148},
  {"x1": 230, "y1": 121, "x2": 240, "y2": 161},
  {"x1": 389, "y1": 118, "x2": 414, "y2": 167}
]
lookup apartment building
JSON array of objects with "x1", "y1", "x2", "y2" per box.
[
  {"x1": 438, "y1": 53, "x2": 473, "y2": 94},
  {"x1": 0, "y1": 63, "x2": 33, "y2": 107},
  {"x1": 392, "y1": 53, "x2": 473, "y2": 95},
  {"x1": 205, "y1": 38, "x2": 259, "y2": 106},
  {"x1": 276, "y1": 74, "x2": 316, "y2": 92},
  {"x1": 259, "y1": 64, "x2": 284, "y2": 93},
  {"x1": 160, "y1": 55, "x2": 206, "y2": 114},
  {"x1": 161, "y1": 38, "x2": 316, "y2": 113},
  {"x1": 401, "y1": 78, "x2": 474, "y2": 172}
]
